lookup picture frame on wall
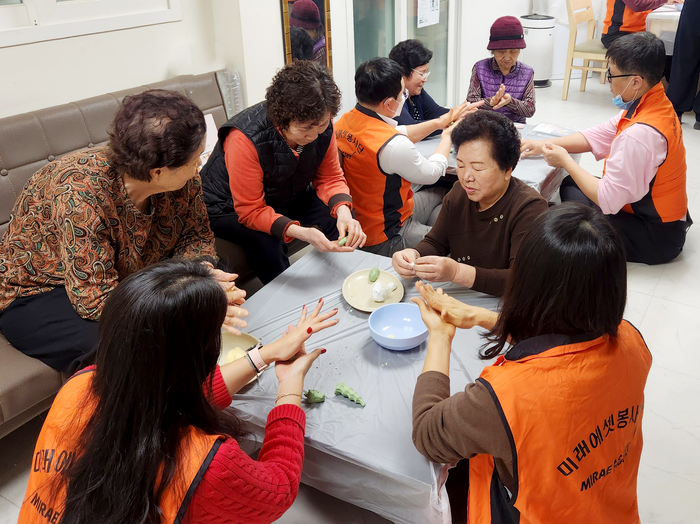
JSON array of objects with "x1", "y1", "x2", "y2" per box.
[{"x1": 281, "y1": 0, "x2": 333, "y2": 75}]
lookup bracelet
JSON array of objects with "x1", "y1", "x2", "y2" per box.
[
  {"x1": 245, "y1": 353, "x2": 259, "y2": 374},
  {"x1": 275, "y1": 393, "x2": 302, "y2": 403}
]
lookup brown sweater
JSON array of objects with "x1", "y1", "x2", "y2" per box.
[
  {"x1": 414, "y1": 177, "x2": 547, "y2": 296},
  {"x1": 412, "y1": 371, "x2": 514, "y2": 494}
]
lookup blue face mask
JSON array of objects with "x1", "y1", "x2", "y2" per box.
[{"x1": 612, "y1": 78, "x2": 638, "y2": 110}]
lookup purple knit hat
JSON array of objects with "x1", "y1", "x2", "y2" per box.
[
  {"x1": 487, "y1": 16, "x2": 526, "y2": 50},
  {"x1": 290, "y1": 0, "x2": 322, "y2": 30}
]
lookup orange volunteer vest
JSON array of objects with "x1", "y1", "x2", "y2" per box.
[
  {"x1": 335, "y1": 105, "x2": 414, "y2": 246},
  {"x1": 19, "y1": 369, "x2": 221, "y2": 524},
  {"x1": 604, "y1": 82, "x2": 687, "y2": 222},
  {"x1": 603, "y1": 0, "x2": 651, "y2": 36},
  {"x1": 468, "y1": 321, "x2": 652, "y2": 524}
]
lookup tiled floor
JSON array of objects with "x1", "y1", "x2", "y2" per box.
[{"x1": 2, "y1": 78, "x2": 699, "y2": 523}]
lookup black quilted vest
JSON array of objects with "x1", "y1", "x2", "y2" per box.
[{"x1": 201, "y1": 102, "x2": 333, "y2": 217}]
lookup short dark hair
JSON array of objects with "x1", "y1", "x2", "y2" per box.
[
  {"x1": 107, "y1": 89, "x2": 206, "y2": 182},
  {"x1": 451, "y1": 111, "x2": 521, "y2": 172},
  {"x1": 355, "y1": 57, "x2": 404, "y2": 105},
  {"x1": 606, "y1": 32, "x2": 666, "y2": 86},
  {"x1": 388, "y1": 39, "x2": 433, "y2": 78},
  {"x1": 265, "y1": 60, "x2": 341, "y2": 130},
  {"x1": 290, "y1": 26, "x2": 314, "y2": 61},
  {"x1": 482, "y1": 203, "x2": 627, "y2": 359}
]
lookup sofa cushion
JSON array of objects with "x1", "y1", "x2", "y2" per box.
[{"x1": 0, "y1": 333, "x2": 62, "y2": 426}]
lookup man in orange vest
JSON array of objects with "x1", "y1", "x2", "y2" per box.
[
  {"x1": 521, "y1": 32, "x2": 691, "y2": 264},
  {"x1": 335, "y1": 57, "x2": 459, "y2": 256},
  {"x1": 601, "y1": 0, "x2": 683, "y2": 48}
]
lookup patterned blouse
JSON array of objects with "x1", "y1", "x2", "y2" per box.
[{"x1": 0, "y1": 148, "x2": 217, "y2": 320}]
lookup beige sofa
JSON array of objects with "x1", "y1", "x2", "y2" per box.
[{"x1": 0, "y1": 71, "x2": 301, "y2": 438}]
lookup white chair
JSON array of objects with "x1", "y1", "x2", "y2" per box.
[{"x1": 563, "y1": 0, "x2": 609, "y2": 101}]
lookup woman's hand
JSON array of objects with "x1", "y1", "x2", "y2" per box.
[
  {"x1": 542, "y1": 142, "x2": 574, "y2": 169},
  {"x1": 260, "y1": 298, "x2": 339, "y2": 364},
  {"x1": 289, "y1": 225, "x2": 354, "y2": 253},
  {"x1": 336, "y1": 205, "x2": 367, "y2": 249},
  {"x1": 413, "y1": 255, "x2": 458, "y2": 283},
  {"x1": 520, "y1": 139, "x2": 546, "y2": 159},
  {"x1": 205, "y1": 265, "x2": 249, "y2": 334},
  {"x1": 492, "y1": 93, "x2": 512, "y2": 110},
  {"x1": 489, "y1": 84, "x2": 506, "y2": 107},
  {"x1": 411, "y1": 294, "x2": 456, "y2": 339},
  {"x1": 392, "y1": 248, "x2": 419, "y2": 279},
  {"x1": 274, "y1": 322, "x2": 327, "y2": 385},
  {"x1": 416, "y1": 281, "x2": 492, "y2": 330}
]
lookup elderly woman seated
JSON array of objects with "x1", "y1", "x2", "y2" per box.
[
  {"x1": 391, "y1": 111, "x2": 547, "y2": 296},
  {"x1": 0, "y1": 90, "x2": 246, "y2": 375},
  {"x1": 466, "y1": 16, "x2": 536, "y2": 124}
]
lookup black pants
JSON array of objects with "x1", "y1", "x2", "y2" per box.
[
  {"x1": 560, "y1": 176, "x2": 691, "y2": 264},
  {"x1": 667, "y1": 0, "x2": 700, "y2": 121},
  {"x1": 0, "y1": 287, "x2": 99, "y2": 375},
  {"x1": 210, "y1": 187, "x2": 339, "y2": 284}
]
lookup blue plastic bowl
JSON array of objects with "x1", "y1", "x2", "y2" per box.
[{"x1": 368, "y1": 303, "x2": 428, "y2": 351}]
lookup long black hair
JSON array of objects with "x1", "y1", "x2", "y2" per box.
[
  {"x1": 482, "y1": 203, "x2": 627, "y2": 359},
  {"x1": 59, "y1": 258, "x2": 241, "y2": 524}
]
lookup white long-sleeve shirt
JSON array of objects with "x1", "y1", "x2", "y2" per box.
[{"x1": 376, "y1": 113, "x2": 448, "y2": 185}]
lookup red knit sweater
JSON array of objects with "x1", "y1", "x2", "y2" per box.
[{"x1": 184, "y1": 367, "x2": 306, "y2": 523}]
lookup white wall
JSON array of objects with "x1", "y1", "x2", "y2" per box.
[{"x1": 0, "y1": 0, "x2": 224, "y2": 118}]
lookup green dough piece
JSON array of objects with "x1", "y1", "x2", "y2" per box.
[
  {"x1": 368, "y1": 267, "x2": 380, "y2": 283},
  {"x1": 338, "y1": 235, "x2": 348, "y2": 246},
  {"x1": 304, "y1": 389, "x2": 326, "y2": 403},
  {"x1": 334, "y1": 382, "x2": 365, "y2": 407}
]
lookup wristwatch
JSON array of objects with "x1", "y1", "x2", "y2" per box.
[{"x1": 246, "y1": 342, "x2": 269, "y2": 373}]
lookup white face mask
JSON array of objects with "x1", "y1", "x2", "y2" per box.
[{"x1": 390, "y1": 89, "x2": 407, "y2": 118}]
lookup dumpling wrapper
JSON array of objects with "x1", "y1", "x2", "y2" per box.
[{"x1": 371, "y1": 282, "x2": 388, "y2": 302}]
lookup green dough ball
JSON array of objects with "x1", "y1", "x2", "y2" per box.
[
  {"x1": 334, "y1": 382, "x2": 365, "y2": 407},
  {"x1": 368, "y1": 267, "x2": 380, "y2": 283},
  {"x1": 338, "y1": 236, "x2": 348, "y2": 247},
  {"x1": 304, "y1": 390, "x2": 326, "y2": 403}
]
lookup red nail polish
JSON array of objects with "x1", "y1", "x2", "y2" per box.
[
  {"x1": 334, "y1": 308, "x2": 338, "y2": 312},
  {"x1": 307, "y1": 327, "x2": 313, "y2": 334},
  {"x1": 321, "y1": 348, "x2": 327, "y2": 354},
  {"x1": 318, "y1": 297, "x2": 323, "y2": 303}
]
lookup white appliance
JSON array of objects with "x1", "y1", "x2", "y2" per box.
[{"x1": 520, "y1": 14, "x2": 556, "y2": 88}]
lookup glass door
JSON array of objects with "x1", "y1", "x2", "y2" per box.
[
  {"x1": 406, "y1": 0, "x2": 450, "y2": 106},
  {"x1": 353, "y1": 0, "x2": 395, "y2": 68}
]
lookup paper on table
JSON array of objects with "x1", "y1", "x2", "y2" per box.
[{"x1": 417, "y1": 0, "x2": 440, "y2": 28}]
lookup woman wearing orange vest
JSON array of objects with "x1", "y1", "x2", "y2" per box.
[
  {"x1": 411, "y1": 203, "x2": 652, "y2": 524},
  {"x1": 601, "y1": 0, "x2": 682, "y2": 48},
  {"x1": 19, "y1": 258, "x2": 339, "y2": 524},
  {"x1": 521, "y1": 32, "x2": 691, "y2": 264}
]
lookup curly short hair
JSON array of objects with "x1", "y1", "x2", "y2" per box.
[
  {"x1": 388, "y1": 39, "x2": 434, "y2": 78},
  {"x1": 107, "y1": 89, "x2": 205, "y2": 182},
  {"x1": 265, "y1": 61, "x2": 341, "y2": 130},
  {"x1": 451, "y1": 111, "x2": 520, "y2": 172}
]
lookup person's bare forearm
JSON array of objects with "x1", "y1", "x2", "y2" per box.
[
  {"x1": 432, "y1": 135, "x2": 452, "y2": 159},
  {"x1": 405, "y1": 120, "x2": 444, "y2": 143},
  {"x1": 547, "y1": 132, "x2": 592, "y2": 154},
  {"x1": 421, "y1": 333, "x2": 453, "y2": 376}
]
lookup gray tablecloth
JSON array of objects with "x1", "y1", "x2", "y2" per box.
[
  {"x1": 231, "y1": 250, "x2": 501, "y2": 524},
  {"x1": 414, "y1": 123, "x2": 580, "y2": 200}
]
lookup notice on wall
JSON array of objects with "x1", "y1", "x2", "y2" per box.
[
  {"x1": 200, "y1": 113, "x2": 218, "y2": 167},
  {"x1": 417, "y1": 0, "x2": 440, "y2": 28}
]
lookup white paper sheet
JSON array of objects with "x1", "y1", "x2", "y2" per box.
[{"x1": 417, "y1": 0, "x2": 440, "y2": 28}]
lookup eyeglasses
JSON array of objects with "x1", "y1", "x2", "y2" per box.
[
  {"x1": 412, "y1": 68, "x2": 431, "y2": 81},
  {"x1": 606, "y1": 69, "x2": 644, "y2": 83}
]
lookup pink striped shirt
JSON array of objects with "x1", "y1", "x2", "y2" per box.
[{"x1": 580, "y1": 112, "x2": 668, "y2": 215}]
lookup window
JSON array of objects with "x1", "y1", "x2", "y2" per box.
[{"x1": 0, "y1": 0, "x2": 182, "y2": 48}]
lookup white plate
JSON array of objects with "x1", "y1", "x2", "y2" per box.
[
  {"x1": 218, "y1": 332, "x2": 262, "y2": 384},
  {"x1": 342, "y1": 269, "x2": 404, "y2": 313}
]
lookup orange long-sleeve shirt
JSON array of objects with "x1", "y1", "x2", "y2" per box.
[{"x1": 224, "y1": 129, "x2": 352, "y2": 242}]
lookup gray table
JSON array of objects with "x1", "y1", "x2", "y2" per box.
[
  {"x1": 231, "y1": 250, "x2": 500, "y2": 524},
  {"x1": 414, "y1": 123, "x2": 580, "y2": 201}
]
